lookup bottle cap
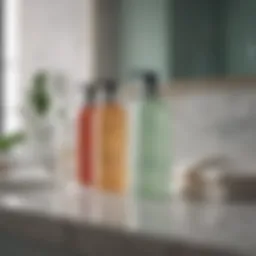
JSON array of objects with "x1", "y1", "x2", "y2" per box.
[
  {"x1": 103, "y1": 79, "x2": 118, "y2": 101},
  {"x1": 142, "y1": 71, "x2": 159, "y2": 97}
]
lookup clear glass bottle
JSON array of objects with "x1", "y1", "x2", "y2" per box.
[
  {"x1": 53, "y1": 74, "x2": 75, "y2": 189},
  {"x1": 25, "y1": 71, "x2": 53, "y2": 170},
  {"x1": 136, "y1": 72, "x2": 171, "y2": 198}
]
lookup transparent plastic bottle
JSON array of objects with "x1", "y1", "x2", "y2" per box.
[
  {"x1": 136, "y1": 72, "x2": 171, "y2": 198},
  {"x1": 77, "y1": 84, "x2": 97, "y2": 186},
  {"x1": 98, "y1": 80, "x2": 128, "y2": 194}
]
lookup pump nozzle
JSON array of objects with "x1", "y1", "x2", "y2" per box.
[
  {"x1": 140, "y1": 70, "x2": 159, "y2": 97},
  {"x1": 102, "y1": 79, "x2": 118, "y2": 102}
]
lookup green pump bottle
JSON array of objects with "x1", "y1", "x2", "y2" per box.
[{"x1": 136, "y1": 72, "x2": 171, "y2": 198}]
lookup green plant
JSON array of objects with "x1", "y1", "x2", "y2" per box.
[
  {"x1": 30, "y1": 71, "x2": 51, "y2": 116},
  {"x1": 0, "y1": 132, "x2": 26, "y2": 153}
]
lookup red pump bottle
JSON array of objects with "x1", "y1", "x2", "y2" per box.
[{"x1": 77, "y1": 85, "x2": 97, "y2": 186}]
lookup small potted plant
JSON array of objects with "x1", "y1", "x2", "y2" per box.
[
  {"x1": 26, "y1": 70, "x2": 52, "y2": 167},
  {"x1": 0, "y1": 132, "x2": 26, "y2": 177},
  {"x1": 29, "y1": 71, "x2": 51, "y2": 117}
]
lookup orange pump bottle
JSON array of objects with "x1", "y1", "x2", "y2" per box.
[
  {"x1": 77, "y1": 85, "x2": 96, "y2": 186},
  {"x1": 98, "y1": 80, "x2": 127, "y2": 194}
]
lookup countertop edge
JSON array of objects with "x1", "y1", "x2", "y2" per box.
[{"x1": 0, "y1": 206, "x2": 245, "y2": 256}]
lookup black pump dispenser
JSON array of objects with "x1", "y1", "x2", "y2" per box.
[
  {"x1": 141, "y1": 71, "x2": 159, "y2": 98},
  {"x1": 103, "y1": 79, "x2": 118, "y2": 102}
]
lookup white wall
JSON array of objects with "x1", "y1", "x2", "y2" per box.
[{"x1": 21, "y1": 0, "x2": 96, "y2": 92}]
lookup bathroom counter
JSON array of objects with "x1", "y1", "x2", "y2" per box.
[{"x1": 0, "y1": 185, "x2": 254, "y2": 256}]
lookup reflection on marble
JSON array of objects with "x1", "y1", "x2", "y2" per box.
[{"x1": 0, "y1": 186, "x2": 254, "y2": 255}]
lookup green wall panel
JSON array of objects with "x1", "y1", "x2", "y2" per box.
[
  {"x1": 173, "y1": 0, "x2": 226, "y2": 78},
  {"x1": 119, "y1": 0, "x2": 256, "y2": 80},
  {"x1": 119, "y1": 0, "x2": 171, "y2": 82},
  {"x1": 226, "y1": 0, "x2": 256, "y2": 75}
]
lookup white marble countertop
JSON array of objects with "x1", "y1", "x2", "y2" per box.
[{"x1": 0, "y1": 182, "x2": 254, "y2": 256}]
